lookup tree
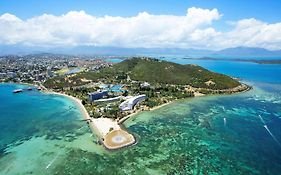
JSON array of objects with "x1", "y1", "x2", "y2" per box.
[{"x1": 81, "y1": 100, "x2": 86, "y2": 105}]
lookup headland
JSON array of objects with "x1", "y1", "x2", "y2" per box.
[{"x1": 15, "y1": 57, "x2": 252, "y2": 150}]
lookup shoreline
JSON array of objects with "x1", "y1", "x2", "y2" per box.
[
  {"x1": 118, "y1": 83, "x2": 251, "y2": 125},
  {"x1": 45, "y1": 91, "x2": 104, "y2": 139},
  {"x1": 44, "y1": 90, "x2": 136, "y2": 150},
  {"x1": 5, "y1": 82, "x2": 135, "y2": 150},
  {"x1": 118, "y1": 100, "x2": 174, "y2": 124},
  {"x1": 8, "y1": 81, "x2": 252, "y2": 150}
]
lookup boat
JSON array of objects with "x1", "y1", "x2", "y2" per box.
[
  {"x1": 37, "y1": 87, "x2": 42, "y2": 91},
  {"x1": 27, "y1": 87, "x2": 33, "y2": 91},
  {"x1": 13, "y1": 89, "x2": 23, "y2": 93}
]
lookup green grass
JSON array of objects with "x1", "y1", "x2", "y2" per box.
[{"x1": 55, "y1": 68, "x2": 70, "y2": 75}]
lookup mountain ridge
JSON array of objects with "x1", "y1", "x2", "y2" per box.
[{"x1": 1, "y1": 45, "x2": 281, "y2": 58}]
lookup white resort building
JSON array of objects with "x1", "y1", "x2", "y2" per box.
[
  {"x1": 140, "y1": 82, "x2": 150, "y2": 89},
  {"x1": 119, "y1": 94, "x2": 146, "y2": 111}
]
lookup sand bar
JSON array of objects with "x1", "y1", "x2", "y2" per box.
[{"x1": 92, "y1": 118, "x2": 120, "y2": 137}]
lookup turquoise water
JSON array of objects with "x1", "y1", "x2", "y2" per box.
[
  {"x1": 101, "y1": 84, "x2": 124, "y2": 92},
  {"x1": 108, "y1": 84, "x2": 124, "y2": 93},
  {"x1": 65, "y1": 67, "x2": 82, "y2": 75},
  {"x1": 1, "y1": 59, "x2": 281, "y2": 174},
  {"x1": 0, "y1": 84, "x2": 103, "y2": 175},
  {"x1": 107, "y1": 58, "x2": 125, "y2": 63}
]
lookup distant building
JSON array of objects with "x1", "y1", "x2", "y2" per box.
[
  {"x1": 21, "y1": 73, "x2": 29, "y2": 79},
  {"x1": 35, "y1": 74, "x2": 44, "y2": 81},
  {"x1": 47, "y1": 67, "x2": 53, "y2": 77},
  {"x1": 0, "y1": 73, "x2": 6, "y2": 78},
  {"x1": 94, "y1": 96, "x2": 121, "y2": 103},
  {"x1": 88, "y1": 90, "x2": 108, "y2": 102},
  {"x1": 140, "y1": 82, "x2": 150, "y2": 89},
  {"x1": 127, "y1": 75, "x2": 131, "y2": 82},
  {"x1": 119, "y1": 94, "x2": 146, "y2": 111},
  {"x1": 7, "y1": 72, "x2": 16, "y2": 78}
]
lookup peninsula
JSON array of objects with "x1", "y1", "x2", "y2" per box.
[{"x1": 43, "y1": 57, "x2": 251, "y2": 150}]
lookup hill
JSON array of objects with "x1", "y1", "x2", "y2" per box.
[
  {"x1": 104, "y1": 58, "x2": 240, "y2": 89},
  {"x1": 45, "y1": 57, "x2": 241, "y2": 90},
  {"x1": 1, "y1": 45, "x2": 281, "y2": 58}
]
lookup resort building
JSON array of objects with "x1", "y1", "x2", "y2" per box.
[
  {"x1": 119, "y1": 94, "x2": 146, "y2": 111},
  {"x1": 94, "y1": 96, "x2": 121, "y2": 103},
  {"x1": 88, "y1": 90, "x2": 108, "y2": 102},
  {"x1": 7, "y1": 72, "x2": 16, "y2": 78},
  {"x1": 46, "y1": 67, "x2": 53, "y2": 77},
  {"x1": 140, "y1": 82, "x2": 150, "y2": 89},
  {"x1": 0, "y1": 73, "x2": 6, "y2": 78}
]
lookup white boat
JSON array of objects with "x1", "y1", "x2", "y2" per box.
[{"x1": 13, "y1": 89, "x2": 23, "y2": 93}]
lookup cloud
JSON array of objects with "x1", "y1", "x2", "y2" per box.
[
  {"x1": 0, "y1": 7, "x2": 281, "y2": 50},
  {"x1": 217, "y1": 18, "x2": 281, "y2": 50}
]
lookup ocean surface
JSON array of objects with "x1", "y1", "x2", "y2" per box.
[{"x1": 1, "y1": 59, "x2": 281, "y2": 174}]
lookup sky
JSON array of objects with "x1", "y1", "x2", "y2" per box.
[{"x1": 0, "y1": 0, "x2": 281, "y2": 50}]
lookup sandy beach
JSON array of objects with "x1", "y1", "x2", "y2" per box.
[
  {"x1": 91, "y1": 118, "x2": 120, "y2": 137},
  {"x1": 194, "y1": 92, "x2": 205, "y2": 97}
]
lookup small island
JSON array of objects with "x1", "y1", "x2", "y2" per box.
[{"x1": 43, "y1": 57, "x2": 251, "y2": 150}]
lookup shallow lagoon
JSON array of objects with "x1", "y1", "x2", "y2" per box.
[{"x1": 0, "y1": 59, "x2": 281, "y2": 174}]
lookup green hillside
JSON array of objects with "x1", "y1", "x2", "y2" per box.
[
  {"x1": 44, "y1": 57, "x2": 241, "y2": 90},
  {"x1": 102, "y1": 57, "x2": 240, "y2": 90}
]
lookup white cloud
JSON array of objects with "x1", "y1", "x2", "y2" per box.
[
  {"x1": 0, "y1": 7, "x2": 281, "y2": 50},
  {"x1": 216, "y1": 18, "x2": 281, "y2": 50}
]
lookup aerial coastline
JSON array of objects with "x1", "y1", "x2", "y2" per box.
[
  {"x1": 41, "y1": 78, "x2": 251, "y2": 150},
  {"x1": 4, "y1": 57, "x2": 252, "y2": 150},
  {"x1": 1, "y1": 1, "x2": 281, "y2": 173},
  {"x1": 44, "y1": 89, "x2": 136, "y2": 150},
  {"x1": 43, "y1": 88, "x2": 175, "y2": 150},
  {"x1": 1, "y1": 58, "x2": 280, "y2": 174}
]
